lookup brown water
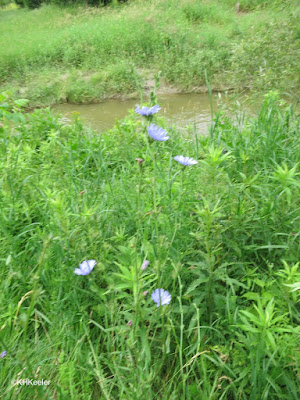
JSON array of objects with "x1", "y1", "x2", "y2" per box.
[{"x1": 52, "y1": 93, "x2": 217, "y2": 133}]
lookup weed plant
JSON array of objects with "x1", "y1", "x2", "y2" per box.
[{"x1": 0, "y1": 90, "x2": 299, "y2": 399}]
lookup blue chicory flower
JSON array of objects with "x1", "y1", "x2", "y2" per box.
[
  {"x1": 174, "y1": 155, "x2": 198, "y2": 166},
  {"x1": 74, "y1": 260, "x2": 97, "y2": 275},
  {"x1": 151, "y1": 288, "x2": 172, "y2": 307},
  {"x1": 147, "y1": 124, "x2": 169, "y2": 141},
  {"x1": 141, "y1": 260, "x2": 150, "y2": 271},
  {"x1": 0, "y1": 351, "x2": 7, "y2": 359},
  {"x1": 135, "y1": 105, "x2": 161, "y2": 116}
]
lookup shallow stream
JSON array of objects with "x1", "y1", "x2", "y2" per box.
[
  {"x1": 52, "y1": 93, "x2": 219, "y2": 133},
  {"x1": 52, "y1": 92, "x2": 253, "y2": 133}
]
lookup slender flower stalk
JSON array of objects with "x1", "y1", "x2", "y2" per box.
[
  {"x1": 179, "y1": 165, "x2": 185, "y2": 212},
  {"x1": 206, "y1": 232, "x2": 215, "y2": 323},
  {"x1": 151, "y1": 146, "x2": 160, "y2": 282},
  {"x1": 136, "y1": 158, "x2": 144, "y2": 227},
  {"x1": 144, "y1": 134, "x2": 160, "y2": 280},
  {"x1": 178, "y1": 275, "x2": 186, "y2": 397},
  {"x1": 173, "y1": 155, "x2": 198, "y2": 215},
  {"x1": 140, "y1": 123, "x2": 164, "y2": 284}
]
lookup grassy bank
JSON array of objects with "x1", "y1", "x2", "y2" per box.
[
  {"x1": 0, "y1": 91, "x2": 299, "y2": 398},
  {"x1": 0, "y1": 0, "x2": 299, "y2": 107}
]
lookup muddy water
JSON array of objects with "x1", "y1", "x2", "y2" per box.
[{"x1": 52, "y1": 93, "x2": 218, "y2": 133}]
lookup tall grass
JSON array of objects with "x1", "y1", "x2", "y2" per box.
[
  {"x1": 0, "y1": 91, "x2": 299, "y2": 398},
  {"x1": 0, "y1": 0, "x2": 299, "y2": 106}
]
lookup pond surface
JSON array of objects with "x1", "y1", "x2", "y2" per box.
[{"x1": 52, "y1": 93, "x2": 218, "y2": 133}]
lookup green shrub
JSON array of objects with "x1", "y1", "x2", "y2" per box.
[
  {"x1": 0, "y1": 0, "x2": 12, "y2": 8},
  {"x1": 44, "y1": 0, "x2": 127, "y2": 6},
  {"x1": 24, "y1": 0, "x2": 42, "y2": 8},
  {"x1": 15, "y1": 0, "x2": 127, "y2": 9}
]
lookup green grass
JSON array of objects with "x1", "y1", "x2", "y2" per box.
[
  {"x1": 0, "y1": 90, "x2": 299, "y2": 398},
  {"x1": 0, "y1": 0, "x2": 299, "y2": 106}
]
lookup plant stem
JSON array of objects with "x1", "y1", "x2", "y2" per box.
[
  {"x1": 178, "y1": 275, "x2": 186, "y2": 398},
  {"x1": 205, "y1": 232, "x2": 214, "y2": 323},
  {"x1": 205, "y1": 69, "x2": 214, "y2": 141},
  {"x1": 151, "y1": 145, "x2": 161, "y2": 283},
  {"x1": 24, "y1": 235, "x2": 52, "y2": 350}
]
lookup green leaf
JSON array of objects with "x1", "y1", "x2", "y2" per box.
[
  {"x1": 185, "y1": 276, "x2": 208, "y2": 295},
  {"x1": 285, "y1": 282, "x2": 300, "y2": 292}
]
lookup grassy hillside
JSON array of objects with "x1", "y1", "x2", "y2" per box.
[{"x1": 0, "y1": 0, "x2": 299, "y2": 106}]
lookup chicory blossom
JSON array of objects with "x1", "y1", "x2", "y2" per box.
[
  {"x1": 74, "y1": 260, "x2": 97, "y2": 275},
  {"x1": 136, "y1": 158, "x2": 144, "y2": 165},
  {"x1": 174, "y1": 155, "x2": 198, "y2": 166},
  {"x1": 141, "y1": 260, "x2": 150, "y2": 271},
  {"x1": 0, "y1": 351, "x2": 7, "y2": 359},
  {"x1": 135, "y1": 105, "x2": 161, "y2": 116},
  {"x1": 151, "y1": 289, "x2": 172, "y2": 307},
  {"x1": 147, "y1": 124, "x2": 169, "y2": 141}
]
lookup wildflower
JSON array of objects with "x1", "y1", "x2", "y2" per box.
[
  {"x1": 143, "y1": 290, "x2": 149, "y2": 296},
  {"x1": 0, "y1": 351, "x2": 7, "y2": 359},
  {"x1": 147, "y1": 124, "x2": 169, "y2": 141},
  {"x1": 151, "y1": 289, "x2": 172, "y2": 307},
  {"x1": 136, "y1": 158, "x2": 144, "y2": 165},
  {"x1": 141, "y1": 260, "x2": 150, "y2": 271},
  {"x1": 135, "y1": 105, "x2": 161, "y2": 116},
  {"x1": 74, "y1": 260, "x2": 97, "y2": 276},
  {"x1": 126, "y1": 320, "x2": 133, "y2": 326},
  {"x1": 174, "y1": 155, "x2": 198, "y2": 166}
]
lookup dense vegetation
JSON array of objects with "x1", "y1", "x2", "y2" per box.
[
  {"x1": 13, "y1": 0, "x2": 124, "y2": 9},
  {"x1": 0, "y1": 91, "x2": 299, "y2": 398},
  {"x1": 0, "y1": 0, "x2": 299, "y2": 106}
]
